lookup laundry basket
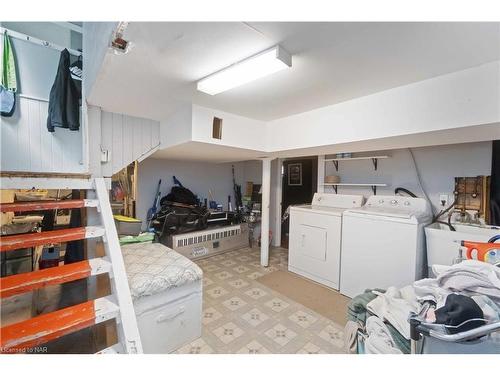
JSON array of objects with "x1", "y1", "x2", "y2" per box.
[{"x1": 409, "y1": 302, "x2": 500, "y2": 354}]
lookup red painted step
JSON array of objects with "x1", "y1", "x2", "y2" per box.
[
  {"x1": 0, "y1": 199, "x2": 98, "y2": 213},
  {"x1": 0, "y1": 258, "x2": 111, "y2": 298},
  {"x1": 0, "y1": 298, "x2": 119, "y2": 353},
  {"x1": 0, "y1": 226, "x2": 105, "y2": 252}
]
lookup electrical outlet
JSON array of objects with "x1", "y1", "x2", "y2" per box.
[{"x1": 439, "y1": 194, "x2": 449, "y2": 207}]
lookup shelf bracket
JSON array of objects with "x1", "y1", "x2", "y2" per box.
[
  {"x1": 332, "y1": 160, "x2": 339, "y2": 172},
  {"x1": 372, "y1": 158, "x2": 378, "y2": 171},
  {"x1": 371, "y1": 185, "x2": 377, "y2": 195}
]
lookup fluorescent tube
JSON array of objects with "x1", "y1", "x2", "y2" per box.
[{"x1": 197, "y1": 45, "x2": 292, "y2": 95}]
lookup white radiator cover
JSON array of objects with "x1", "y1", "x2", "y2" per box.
[{"x1": 170, "y1": 223, "x2": 248, "y2": 260}]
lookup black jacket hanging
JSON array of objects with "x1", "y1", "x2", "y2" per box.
[{"x1": 47, "y1": 49, "x2": 81, "y2": 132}]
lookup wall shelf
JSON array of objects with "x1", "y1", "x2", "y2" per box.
[
  {"x1": 325, "y1": 155, "x2": 390, "y2": 171},
  {"x1": 322, "y1": 183, "x2": 388, "y2": 195}
]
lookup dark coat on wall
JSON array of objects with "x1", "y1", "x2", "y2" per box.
[{"x1": 46, "y1": 49, "x2": 81, "y2": 132}]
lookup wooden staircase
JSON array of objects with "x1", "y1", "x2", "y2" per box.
[{"x1": 0, "y1": 178, "x2": 142, "y2": 354}]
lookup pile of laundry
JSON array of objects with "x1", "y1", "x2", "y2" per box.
[{"x1": 345, "y1": 260, "x2": 500, "y2": 354}]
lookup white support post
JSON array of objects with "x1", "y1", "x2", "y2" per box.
[
  {"x1": 271, "y1": 158, "x2": 283, "y2": 247},
  {"x1": 260, "y1": 158, "x2": 272, "y2": 267},
  {"x1": 317, "y1": 155, "x2": 325, "y2": 193}
]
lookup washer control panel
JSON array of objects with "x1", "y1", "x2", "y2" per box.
[{"x1": 365, "y1": 195, "x2": 430, "y2": 215}]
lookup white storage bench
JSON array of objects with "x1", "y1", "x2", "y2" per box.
[{"x1": 121, "y1": 242, "x2": 203, "y2": 353}]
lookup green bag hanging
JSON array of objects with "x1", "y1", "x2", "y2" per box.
[{"x1": 1, "y1": 30, "x2": 17, "y2": 117}]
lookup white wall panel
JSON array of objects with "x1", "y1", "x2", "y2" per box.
[
  {"x1": 1, "y1": 96, "x2": 84, "y2": 173},
  {"x1": 123, "y1": 115, "x2": 133, "y2": 163},
  {"x1": 100, "y1": 111, "x2": 113, "y2": 177},
  {"x1": 133, "y1": 116, "x2": 143, "y2": 161},
  {"x1": 99, "y1": 109, "x2": 160, "y2": 177},
  {"x1": 111, "y1": 112, "x2": 123, "y2": 173}
]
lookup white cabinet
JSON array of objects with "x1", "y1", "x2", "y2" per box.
[{"x1": 288, "y1": 209, "x2": 342, "y2": 289}]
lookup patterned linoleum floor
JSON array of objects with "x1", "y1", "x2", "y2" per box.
[{"x1": 175, "y1": 246, "x2": 346, "y2": 354}]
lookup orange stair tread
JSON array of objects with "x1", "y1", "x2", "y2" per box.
[
  {"x1": 0, "y1": 227, "x2": 87, "y2": 252},
  {"x1": 0, "y1": 301, "x2": 96, "y2": 352},
  {"x1": 0, "y1": 260, "x2": 91, "y2": 298},
  {"x1": 0, "y1": 199, "x2": 87, "y2": 212}
]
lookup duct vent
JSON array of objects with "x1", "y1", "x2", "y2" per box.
[{"x1": 212, "y1": 117, "x2": 223, "y2": 139}]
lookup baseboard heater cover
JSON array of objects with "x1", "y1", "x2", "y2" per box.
[{"x1": 169, "y1": 223, "x2": 248, "y2": 260}]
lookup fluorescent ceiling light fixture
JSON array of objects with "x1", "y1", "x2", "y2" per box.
[{"x1": 197, "y1": 45, "x2": 292, "y2": 95}]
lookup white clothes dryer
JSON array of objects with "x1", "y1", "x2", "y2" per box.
[{"x1": 288, "y1": 193, "x2": 364, "y2": 289}]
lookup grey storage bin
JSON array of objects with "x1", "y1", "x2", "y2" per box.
[{"x1": 114, "y1": 215, "x2": 142, "y2": 236}]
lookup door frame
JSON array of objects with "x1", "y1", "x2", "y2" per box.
[{"x1": 272, "y1": 156, "x2": 319, "y2": 248}]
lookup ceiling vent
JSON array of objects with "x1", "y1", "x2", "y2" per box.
[{"x1": 212, "y1": 117, "x2": 223, "y2": 140}]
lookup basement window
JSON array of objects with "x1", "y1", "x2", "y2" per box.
[{"x1": 212, "y1": 117, "x2": 223, "y2": 139}]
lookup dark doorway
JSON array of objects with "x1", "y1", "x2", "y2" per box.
[{"x1": 281, "y1": 157, "x2": 318, "y2": 248}]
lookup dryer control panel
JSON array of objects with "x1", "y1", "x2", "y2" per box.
[{"x1": 311, "y1": 193, "x2": 364, "y2": 209}]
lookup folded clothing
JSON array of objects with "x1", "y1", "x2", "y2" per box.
[{"x1": 364, "y1": 316, "x2": 403, "y2": 354}]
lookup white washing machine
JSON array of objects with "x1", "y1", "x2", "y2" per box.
[
  {"x1": 288, "y1": 193, "x2": 365, "y2": 289},
  {"x1": 340, "y1": 195, "x2": 432, "y2": 298}
]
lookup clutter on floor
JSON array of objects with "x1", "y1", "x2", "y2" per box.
[
  {"x1": 118, "y1": 232, "x2": 154, "y2": 245},
  {"x1": 150, "y1": 175, "x2": 258, "y2": 260}
]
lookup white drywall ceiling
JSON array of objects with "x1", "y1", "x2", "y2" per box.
[
  {"x1": 88, "y1": 22, "x2": 500, "y2": 121},
  {"x1": 151, "y1": 141, "x2": 268, "y2": 163}
]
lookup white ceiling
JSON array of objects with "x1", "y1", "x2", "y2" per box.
[
  {"x1": 89, "y1": 22, "x2": 500, "y2": 122},
  {"x1": 151, "y1": 141, "x2": 268, "y2": 163}
]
